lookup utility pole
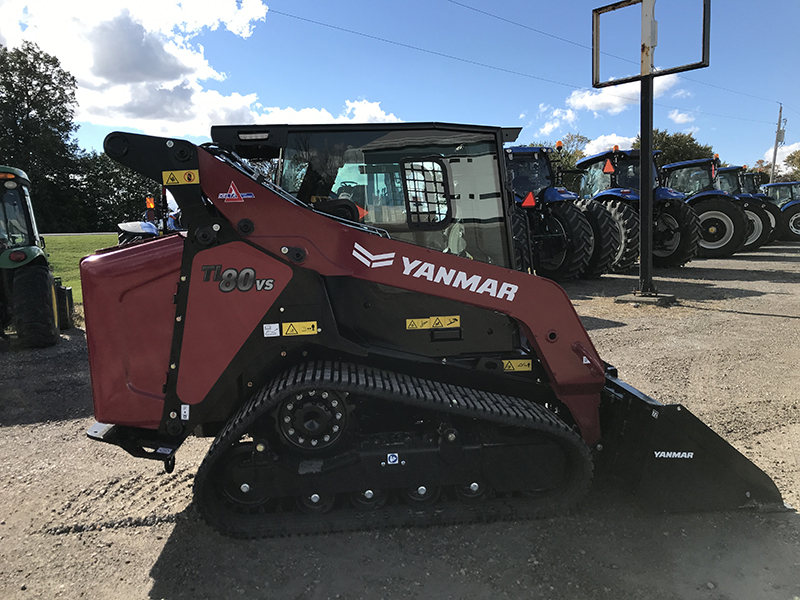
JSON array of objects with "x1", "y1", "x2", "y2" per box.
[{"x1": 769, "y1": 104, "x2": 784, "y2": 184}]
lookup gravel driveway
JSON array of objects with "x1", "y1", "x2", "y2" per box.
[{"x1": 1, "y1": 242, "x2": 798, "y2": 600}]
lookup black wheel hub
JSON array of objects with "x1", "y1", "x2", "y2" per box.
[
  {"x1": 702, "y1": 218, "x2": 727, "y2": 242},
  {"x1": 278, "y1": 390, "x2": 347, "y2": 451}
]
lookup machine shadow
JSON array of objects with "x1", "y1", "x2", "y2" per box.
[
  {"x1": 0, "y1": 327, "x2": 94, "y2": 427},
  {"x1": 148, "y1": 491, "x2": 800, "y2": 600}
]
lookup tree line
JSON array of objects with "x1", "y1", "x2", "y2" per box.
[
  {"x1": 2, "y1": 42, "x2": 798, "y2": 232},
  {"x1": 0, "y1": 42, "x2": 160, "y2": 232}
]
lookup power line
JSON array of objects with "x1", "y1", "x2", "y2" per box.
[
  {"x1": 267, "y1": 9, "x2": 575, "y2": 90},
  {"x1": 445, "y1": 0, "x2": 785, "y2": 108},
  {"x1": 266, "y1": 8, "x2": 775, "y2": 126}
]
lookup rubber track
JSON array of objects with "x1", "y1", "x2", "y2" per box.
[{"x1": 195, "y1": 361, "x2": 593, "y2": 538}]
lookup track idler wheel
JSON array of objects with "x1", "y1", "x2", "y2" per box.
[
  {"x1": 454, "y1": 480, "x2": 490, "y2": 502},
  {"x1": 349, "y1": 489, "x2": 390, "y2": 509},
  {"x1": 403, "y1": 485, "x2": 441, "y2": 505},
  {"x1": 297, "y1": 492, "x2": 337, "y2": 514},
  {"x1": 217, "y1": 443, "x2": 274, "y2": 510}
]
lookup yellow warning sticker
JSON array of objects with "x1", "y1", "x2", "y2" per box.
[
  {"x1": 281, "y1": 321, "x2": 318, "y2": 336},
  {"x1": 162, "y1": 170, "x2": 200, "y2": 185},
  {"x1": 406, "y1": 315, "x2": 461, "y2": 330},
  {"x1": 503, "y1": 359, "x2": 532, "y2": 372}
]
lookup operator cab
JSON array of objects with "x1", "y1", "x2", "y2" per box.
[
  {"x1": 211, "y1": 123, "x2": 522, "y2": 268},
  {"x1": 505, "y1": 147, "x2": 554, "y2": 199},
  {"x1": 662, "y1": 159, "x2": 718, "y2": 195},
  {"x1": 577, "y1": 149, "x2": 658, "y2": 198},
  {"x1": 0, "y1": 167, "x2": 39, "y2": 251}
]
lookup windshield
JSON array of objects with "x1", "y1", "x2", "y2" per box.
[
  {"x1": 741, "y1": 173, "x2": 758, "y2": 194},
  {"x1": 506, "y1": 152, "x2": 552, "y2": 198},
  {"x1": 717, "y1": 170, "x2": 741, "y2": 194},
  {"x1": 279, "y1": 128, "x2": 510, "y2": 267},
  {"x1": 665, "y1": 164, "x2": 715, "y2": 195},
  {"x1": 767, "y1": 184, "x2": 800, "y2": 207},
  {"x1": 580, "y1": 159, "x2": 611, "y2": 198},
  {"x1": 0, "y1": 186, "x2": 32, "y2": 248},
  {"x1": 579, "y1": 154, "x2": 657, "y2": 198}
]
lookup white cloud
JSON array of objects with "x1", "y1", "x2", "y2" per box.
[
  {"x1": 566, "y1": 74, "x2": 680, "y2": 116},
  {"x1": 763, "y1": 142, "x2": 800, "y2": 174},
  {"x1": 668, "y1": 109, "x2": 695, "y2": 125},
  {"x1": 584, "y1": 134, "x2": 636, "y2": 157},
  {"x1": 0, "y1": 0, "x2": 269, "y2": 140},
  {"x1": 336, "y1": 99, "x2": 401, "y2": 123},
  {"x1": 535, "y1": 107, "x2": 576, "y2": 136},
  {"x1": 672, "y1": 89, "x2": 693, "y2": 99},
  {"x1": 538, "y1": 121, "x2": 559, "y2": 136}
]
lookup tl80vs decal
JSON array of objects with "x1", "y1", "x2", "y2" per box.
[{"x1": 201, "y1": 265, "x2": 275, "y2": 293}]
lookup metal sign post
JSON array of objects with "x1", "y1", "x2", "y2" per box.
[{"x1": 592, "y1": 0, "x2": 710, "y2": 301}]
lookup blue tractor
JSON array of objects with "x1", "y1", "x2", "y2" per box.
[
  {"x1": 760, "y1": 181, "x2": 800, "y2": 242},
  {"x1": 717, "y1": 165, "x2": 779, "y2": 249},
  {"x1": 577, "y1": 148, "x2": 700, "y2": 269},
  {"x1": 505, "y1": 145, "x2": 619, "y2": 281},
  {"x1": 660, "y1": 157, "x2": 752, "y2": 258}
]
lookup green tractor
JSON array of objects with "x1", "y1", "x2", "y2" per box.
[{"x1": 0, "y1": 166, "x2": 73, "y2": 347}]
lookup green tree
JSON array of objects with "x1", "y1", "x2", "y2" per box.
[
  {"x1": 633, "y1": 129, "x2": 714, "y2": 167},
  {"x1": 0, "y1": 41, "x2": 92, "y2": 231},
  {"x1": 78, "y1": 152, "x2": 163, "y2": 231},
  {"x1": 783, "y1": 149, "x2": 800, "y2": 182}
]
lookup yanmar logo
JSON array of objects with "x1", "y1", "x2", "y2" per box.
[
  {"x1": 402, "y1": 257, "x2": 518, "y2": 302},
  {"x1": 353, "y1": 242, "x2": 395, "y2": 268},
  {"x1": 654, "y1": 451, "x2": 694, "y2": 459}
]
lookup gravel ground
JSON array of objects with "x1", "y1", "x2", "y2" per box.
[{"x1": 1, "y1": 241, "x2": 799, "y2": 600}]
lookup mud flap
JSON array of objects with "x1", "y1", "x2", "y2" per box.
[{"x1": 597, "y1": 369, "x2": 784, "y2": 511}]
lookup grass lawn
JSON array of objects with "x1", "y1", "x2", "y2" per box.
[{"x1": 44, "y1": 234, "x2": 118, "y2": 303}]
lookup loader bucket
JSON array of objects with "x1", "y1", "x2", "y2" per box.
[{"x1": 598, "y1": 368, "x2": 784, "y2": 511}]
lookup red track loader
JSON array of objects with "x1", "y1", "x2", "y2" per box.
[{"x1": 82, "y1": 123, "x2": 782, "y2": 538}]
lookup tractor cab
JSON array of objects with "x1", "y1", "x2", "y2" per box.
[
  {"x1": 661, "y1": 157, "x2": 720, "y2": 195},
  {"x1": 577, "y1": 148, "x2": 659, "y2": 200},
  {"x1": 504, "y1": 145, "x2": 572, "y2": 202},
  {"x1": 741, "y1": 171, "x2": 765, "y2": 195},
  {"x1": 761, "y1": 181, "x2": 800, "y2": 208},
  {"x1": 716, "y1": 165, "x2": 762, "y2": 201},
  {"x1": 0, "y1": 167, "x2": 40, "y2": 251}
]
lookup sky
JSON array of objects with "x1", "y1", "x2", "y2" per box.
[{"x1": 1, "y1": 0, "x2": 798, "y2": 173}]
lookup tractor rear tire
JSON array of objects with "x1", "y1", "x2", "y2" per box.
[
  {"x1": 758, "y1": 201, "x2": 782, "y2": 244},
  {"x1": 693, "y1": 198, "x2": 748, "y2": 258},
  {"x1": 511, "y1": 203, "x2": 534, "y2": 274},
  {"x1": 12, "y1": 265, "x2": 60, "y2": 348},
  {"x1": 605, "y1": 200, "x2": 640, "y2": 272},
  {"x1": 652, "y1": 201, "x2": 700, "y2": 268},
  {"x1": 781, "y1": 204, "x2": 800, "y2": 242},
  {"x1": 577, "y1": 199, "x2": 620, "y2": 278},
  {"x1": 738, "y1": 201, "x2": 771, "y2": 252},
  {"x1": 532, "y1": 202, "x2": 592, "y2": 282}
]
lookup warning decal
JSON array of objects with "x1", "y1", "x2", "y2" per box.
[
  {"x1": 406, "y1": 315, "x2": 461, "y2": 330},
  {"x1": 162, "y1": 170, "x2": 200, "y2": 185},
  {"x1": 281, "y1": 321, "x2": 318, "y2": 336},
  {"x1": 503, "y1": 359, "x2": 532, "y2": 372}
]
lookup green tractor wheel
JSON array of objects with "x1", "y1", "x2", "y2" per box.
[{"x1": 12, "y1": 264, "x2": 60, "y2": 348}]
